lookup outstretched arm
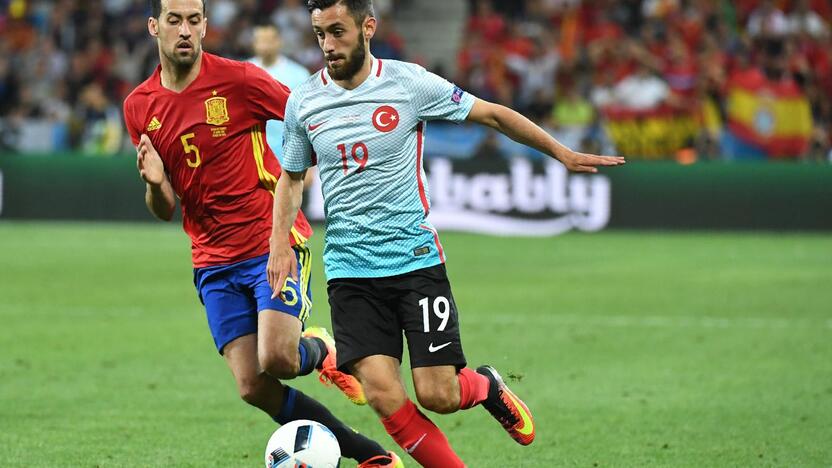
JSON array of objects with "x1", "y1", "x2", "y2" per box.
[
  {"x1": 267, "y1": 169, "x2": 307, "y2": 300},
  {"x1": 136, "y1": 134, "x2": 176, "y2": 221},
  {"x1": 466, "y1": 98, "x2": 625, "y2": 173}
]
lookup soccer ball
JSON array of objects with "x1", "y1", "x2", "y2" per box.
[{"x1": 264, "y1": 419, "x2": 341, "y2": 468}]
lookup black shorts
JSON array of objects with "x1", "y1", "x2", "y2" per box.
[{"x1": 328, "y1": 264, "x2": 466, "y2": 373}]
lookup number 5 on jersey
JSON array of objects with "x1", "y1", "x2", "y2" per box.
[{"x1": 181, "y1": 133, "x2": 201, "y2": 168}]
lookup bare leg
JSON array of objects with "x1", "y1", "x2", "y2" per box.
[
  {"x1": 412, "y1": 365, "x2": 462, "y2": 414},
  {"x1": 353, "y1": 355, "x2": 464, "y2": 467}
]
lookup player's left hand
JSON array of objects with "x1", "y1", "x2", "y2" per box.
[
  {"x1": 557, "y1": 151, "x2": 625, "y2": 173},
  {"x1": 268, "y1": 236, "x2": 298, "y2": 301}
]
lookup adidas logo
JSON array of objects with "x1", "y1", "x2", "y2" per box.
[{"x1": 147, "y1": 116, "x2": 162, "y2": 132}]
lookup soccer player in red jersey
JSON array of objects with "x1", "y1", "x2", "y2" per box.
[{"x1": 122, "y1": 1, "x2": 401, "y2": 466}]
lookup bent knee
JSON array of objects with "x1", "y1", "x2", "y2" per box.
[
  {"x1": 259, "y1": 350, "x2": 300, "y2": 380},
  {"x1": 363, "y1": 383, "x2": 408, "y2": 417},
  {"x1": 416, "y1": 387, "x2": 460, "y2": 414}
]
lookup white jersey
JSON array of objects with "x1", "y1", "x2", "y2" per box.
[
  {"x1": 249, "y1": 55, "x2": 310, "y2": 158},
  {"x1": 281, "y1": 58, "x2": 476, "y2": 280}
]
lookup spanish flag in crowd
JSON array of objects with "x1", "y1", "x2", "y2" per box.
[
  {"x1": 602, "y1": 105, "x2": 698, "y2": 159},
  {"x1": 725, "y1": 69, "x2": 812, "y2": 158}
]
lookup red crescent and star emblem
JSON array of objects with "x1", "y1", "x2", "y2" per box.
[{"x1": 372, "y1": 105, "x2": 399, "y2": 133}]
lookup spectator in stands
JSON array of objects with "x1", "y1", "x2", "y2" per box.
[
  {"x1": 548, "y1": 83, "x2": 596, "y2": 152},
  {"x1": 505, "y1": 35, "x2": 559, "y2": 111},
  {"x1": 787, "y1": 0, "x2": 829, "y2": 39},
  {"x1": 0, "y1": 0, "x2": 829, "y2": 161},
  {"x1": 589, "y1": 70, "x2": 617, "y2": 109},
  {"x1": 661, "y1": 33, "x2": 698, "y2": 104},
  {"x1": 42, "y1": 81, "x2": 71, "y2": 150},
  {"x1": 271, "y1": 0, "x2": 311, "y2": 59},
  {"x1": 249, "y1": 22, "x2": 310, "y2": 158},
  {"x1": 456, "y1": 30, "x2": 509, "y2": 104},
  {"x1": 250, "y1": 22, "x2": 309, "y2": 89},
  {"x1": 515, "y1": 0, "x2": 554, "y2": 36},
  {"x1": 747, "y1": 0, "x2": 789, "y2": 38},
  {"x1": 76, "y1": 82, "x2": 122, "y2": 155},
  {"x1": 467, "y1": 0, "x2": 506, "y2": 43},
  {"x1": 209, "y1": 0, "x2": 239, "y2": 30},
  {"x1": 613, "y1": 63, "x2": 671, "y2": 111}
]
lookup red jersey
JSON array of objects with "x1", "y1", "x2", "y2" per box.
[{"x1": 123, "y1": 53, "x2": 313, "y2": 268}]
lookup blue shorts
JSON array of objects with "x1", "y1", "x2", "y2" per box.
[{"x1": 193, "y1": 246, "x2": 312, "y2": 354}]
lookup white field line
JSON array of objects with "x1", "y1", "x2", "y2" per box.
[{"x1": 484, "y1": 313, "x2": 832, "y2": 331}]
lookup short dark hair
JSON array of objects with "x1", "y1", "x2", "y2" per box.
[
  {"x1": 149, "y1": 0, "x2": 207, "y2": 19},
  {"x1": 306, "y1": 0, "x2": 374, "y2": 26}
]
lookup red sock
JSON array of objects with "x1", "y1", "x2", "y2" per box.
[
  {"x1": 381, "y1": 400, "x2": 465, "y2": 468},
  {"x1": 457, "y1": 367, "x2": 490, "y2": 409}
]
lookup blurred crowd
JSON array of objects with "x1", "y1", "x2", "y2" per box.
[
  {"x1": 0, "y1": 0, "x2": 402, "y2": 154},
  {"x1": 457, "y1": 0, "x2": 832, "y2": 161},
  {"x1": 0, "y1": 0, "x2": 830, "y2": 161}
]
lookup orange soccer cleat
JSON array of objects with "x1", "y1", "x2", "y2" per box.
[
  {"x1": 358, "y1": 451, "x2": 405, "y2": 468},
  {"x1": 476, "y1": 365, "x2": 536, "y2": 446},
  {"x1": 302, "y1": 327, "x2": 367, "y2": 405}
]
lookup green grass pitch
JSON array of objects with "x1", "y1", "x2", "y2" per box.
[{"x1": 1, "y1": 222, "x2": 830, "y2": 467}]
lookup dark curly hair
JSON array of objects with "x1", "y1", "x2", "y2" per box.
[{"x1": 306, "y1": 0, "x2": 374, "y2": 26}]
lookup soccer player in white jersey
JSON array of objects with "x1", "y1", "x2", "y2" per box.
[
  {"x1": 268, "y1": 1, "x2": 626, "y2": 466},
  {"x1": 249, "y1": 22, "x2": 311, "y2": 159}
]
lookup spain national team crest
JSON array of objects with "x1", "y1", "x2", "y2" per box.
[{"x1": 205, "y1": 91, "x2": 230, "y2": 126}]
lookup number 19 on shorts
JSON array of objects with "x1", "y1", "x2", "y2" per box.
[{"x1": 419, "y1": 296, "x2": 450, "y2": 333}]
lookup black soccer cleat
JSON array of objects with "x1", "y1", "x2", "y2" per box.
[{"x1": 476, "y1": 365, "x2": 536, "y2": 446}]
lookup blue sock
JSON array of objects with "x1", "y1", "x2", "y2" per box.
[
  {"x1": 273, "y1": 387, "x2": 298, "y2": 425},
  {"x1": 298, "y1": 343, "x2": 310, "y2": 375},
  {"x1": 297, "y1": 337, "x2": 326, "y2": 376}
]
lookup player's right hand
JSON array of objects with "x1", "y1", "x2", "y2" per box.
[
  {"x1": 137, "y1": 134, "x2": 166, "y2": 186},
  {"x1": 268, "y1": 236, "x2": 298, "y2": 301},
  {"x1": 557, "y1": 150, "x2": 626, "y2": 173}
]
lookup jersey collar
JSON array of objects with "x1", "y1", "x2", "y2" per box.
[
  {"x1": 320, "y1": 56, "x2": 383, "y2": 87},
  {"x1": 372, "y1": 57, "x2": 383, "y2": 79}
]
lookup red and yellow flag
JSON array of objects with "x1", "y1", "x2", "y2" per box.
[
  {"x1": 602, "y1": 105, "x2": 698, "y2": 159},
  {"x1": 725, "y1": 69, "x2": 812, "y2": 158}
]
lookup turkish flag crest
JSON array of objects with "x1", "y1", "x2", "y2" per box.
[{"x1": 372, "y1": 105, "x2": 399, "y2": 133}]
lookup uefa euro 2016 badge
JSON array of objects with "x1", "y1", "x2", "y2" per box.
[
  {"x1": 451, "y1": 85, "x2": 464, "y2": 104},
  {"x1": 205, "y1": 90, "x2": 230, "y2": 126}
]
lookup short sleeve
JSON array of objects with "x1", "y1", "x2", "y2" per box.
[
  {"x1": 122, "y1": 97, "x2": 141, "y2": 146},
  {"x1": 244, "y1": 62, "x2": 291, "y2": 122},
  {"x1": 280, "y1": 91, "x2": 314, "y2": 172},
  {"x1": 408, "y1": 65, "x2": 476, "y2": 122}
]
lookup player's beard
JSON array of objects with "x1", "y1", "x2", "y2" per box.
[
  {"x1": 327, "y1": 33, "x2": 366, "y2": 81},
  {"x1": 163, "y1": 42, "x2": 201, "y2": 72}
]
